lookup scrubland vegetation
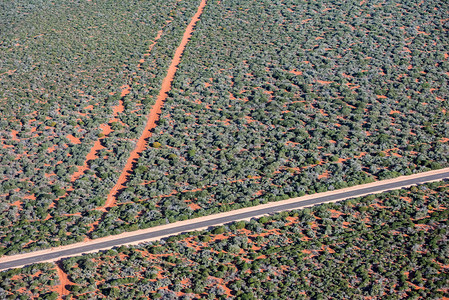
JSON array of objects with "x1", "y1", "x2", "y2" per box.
[
  {"x1": 1, "y1": 0, "x2": 447, "y2": 298},
  {"x1": 95, "y1": 0, "x2": 449, "y2": 236},
  {"x1": 2, "y1": 181, "x2": 448, "y2": 299},
  {"x1": 0, "y1": 0, "x2": 203, "y2": 254},
  {"x1": 0, "y1": 0, "x2": 447, "y2": 257},
  {"x1": 0, "y1": 263, "x2": 58, "y2": 300}
]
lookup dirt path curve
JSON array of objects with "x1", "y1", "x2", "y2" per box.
[{"x1": 102, "y1": 0, "x2": 208, "y2": 210}]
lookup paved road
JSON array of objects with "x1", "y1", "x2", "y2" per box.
[{"x1": 1, "y1": 170, "x2": 448, "y2": 271}]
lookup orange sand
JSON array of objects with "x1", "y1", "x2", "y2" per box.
[
  {"x1": 54, "y1": 262, "x2": 73, "y2": 297},
  {"x1": 70, "y1": 84, "x2": 128, "y2": 182},
  {"x1": 102, "y1": 0, "x2": 208, "y2": 210}
]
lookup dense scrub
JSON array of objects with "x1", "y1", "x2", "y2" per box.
[
  {"x1": 95, "y1": 0, "x2": 449, "y2": 235},
  {"x1": 3, "y1": 181, "x2": 448, "y2": 299},
  {"x1": 1, "y1": 0, "x2": 448, "y2": 255},
  {"x1": 0, "y1": 263, "x2": 58, "y2": 299},
  {"x1": 0, "y1": 0, "x2": 203, "y2": 254}
]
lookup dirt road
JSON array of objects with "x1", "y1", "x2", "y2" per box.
[
  {"x1": 103, "y1": 0, "x2": 208, "y2": 209},
  {"x1": 1, "y1": 167, "x2": 447, "y2": 271}
]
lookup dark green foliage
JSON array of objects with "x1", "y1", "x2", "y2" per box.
[
  {"x1": 0, "y1": 263, "x2": 58, "y2": 298},
  {"x1": 0, "y1": 0, "x2": 203, "y2": 254},
  {"x1": 95, "y1": 0, "x2": 449, "y2": 238},
  {"x1": 213, "y1": 226, "x2": 226, "y2": 235},
  {"x1": 3, "y1": 181, "x2": 446, "y2": 299},
  {"x1": 1, "y1": 0, "x2": 448, "y2": 260}
]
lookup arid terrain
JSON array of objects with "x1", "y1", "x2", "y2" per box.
[
  {"x1": 0, "y1": 0, "x2": 448, "y2": 298},
  {"x1": 1, "y1": 181, "x2": 448, "y2": 298}
]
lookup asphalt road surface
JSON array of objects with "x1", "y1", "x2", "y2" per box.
[{"x1": 1, "y1": 170, "x2": 448, "y2": 271}]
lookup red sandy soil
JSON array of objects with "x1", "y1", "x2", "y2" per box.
[
  {"x1": 336, "y1": 152, "x2": 367, "y2": 164},
  {"x1": 120, "y1": 85, "x2": 131, "y2": 98},
  {"x1": 87, "y1": 218, "x2": 101, "y2": 233},
  {"x1": 54, "y1": 262, "x2": 74, "y2": 298},
  {"x1": 204, "y1": 82, "x2": 212, "y2": 88},
  {"x1": 11, "y1": 200, "x2": 23, "y2": 207},
  {"x1": 101, "y1": 0, "x2": 208, "y2": 211},
  {"x1": 318, "y1": 170, "x2": 330, "y2": 180},
  {"x1": 187, "y1": 202, "x2": 202, "y2": 210},
  {"x1": 144, "y1": 30, "x2": 164, "y2": 57},
  {"x1": 315, "y1": 79, "x2": 333, "y2": 85},
  {"x1": 289, "y1": 69, "x2": 302, "y2": 75},
  {"x1": 70, "y1": 85, "x2": 127, "y2": 182},
  {"x1": 66, "y1": 134, "x2": 81, "y2": 144},
  {"x1": 10, "y1": 130, "x2": 19, "y2": 141},
  {"x1": 216, "y1": 280, "x2": 233, "y2": 297},
  {"x1": 69, "y1": 134, "x2": 105, "y2": 182}
]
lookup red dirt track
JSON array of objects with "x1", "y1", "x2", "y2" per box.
[
  {"x1": 69, "y1": 30, "x2": 166, "y2": 185},
  {"x1": 54, "y1": 262, "x2": 73, "y2": 297},
  {"x1": 70, "y1": 88, "x2": 125, "y2": 182},
  {"x1": 102, "y1": 0, "x2": 208, "y2": 210}
]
